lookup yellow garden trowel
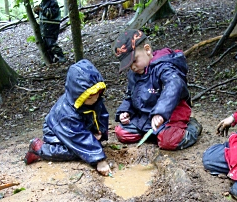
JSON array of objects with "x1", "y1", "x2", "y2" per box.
[{"x1": 136, "y1": 129, "x2": 153, "y2": 148}]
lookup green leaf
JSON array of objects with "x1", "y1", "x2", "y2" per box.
[
  {"x1": 13, "y1": 187, "x2": 25, "y2": 194},
  {"x1": 30, "y1": 95, "x2": 36, "y2": 101},
  {"x1": 69, "y1": 172, "x2": 84, "y2": 181},
  {"x1": 118, "y1": 164, "x2": 124, "y2": 170},
  {"x1": 27, "y1": 36, "x2": 36, "y2": 43},
  {"x1": 109, "y1": 144, "x2": 122, "y2": 150}
]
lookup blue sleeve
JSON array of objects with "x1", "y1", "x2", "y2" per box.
[
  {"x1": 53, "y1": 116, "x2": 106, "y2": 164},
  {"x1": 115, "y1": 71, "x2": 136, "y2": 122},
  {"x1": 150, "y1": 63, "x2": 189, "y2": 121}
]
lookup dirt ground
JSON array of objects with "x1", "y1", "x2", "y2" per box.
[{"x1": 1, "y1": 0, "x2": 237, "y2": 201}]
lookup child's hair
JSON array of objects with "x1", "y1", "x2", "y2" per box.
[{"x1": 136, "y1": 38, "x2": 152, "y2": 51}]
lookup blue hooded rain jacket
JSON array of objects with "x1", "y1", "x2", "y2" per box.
[{"x1": 41, "y1": 59, "x2": 109, "y2": 164}]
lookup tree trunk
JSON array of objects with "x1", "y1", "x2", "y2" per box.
[
  {"x1": 4, "y1": 0, "x2": 10, "y2": 21},
  {"x1": 127, "y1": 0, "x2": 145, "y2": 26},
  {"x1": 68, "y1": 0, "x2": 83, "y2": 62},
  {"x1": 148, "y1": 0, "x2": 175, "y2": 23},
  {"x1": 64, "y1": 0, "x2": 69, "y2": 17},
  {"x1": 23, "y1": 0, "x2": 51, "y2": 65},
  {"x1": 128, "y1": 0, "x2": 168, "y2": 30},
  {"x1": 0, "y1": 52, "x2": 18, "y2": 92},
  {"x1": 210, "y1": 11, "x2": 237, "y2": 57}
]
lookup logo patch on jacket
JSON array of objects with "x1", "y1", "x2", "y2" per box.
[{"x1": 148, "y1": 88, "x2": 159, "y2": 94}]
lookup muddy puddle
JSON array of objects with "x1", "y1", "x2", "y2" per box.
[{"x1": 104, "y1": 164, "x2": 156, "y2": 199}]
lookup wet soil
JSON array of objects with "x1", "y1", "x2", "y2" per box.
[{"x1": 1, "y1": 0, "x2": 237, "y2": 201}]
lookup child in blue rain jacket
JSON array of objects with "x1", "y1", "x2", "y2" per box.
[
  {"x1": 24, "y1": 59, "x2": 111, "y2": 176},
  {"x1": 113, "y1": 29, "x2": 202, "y2": 150}
]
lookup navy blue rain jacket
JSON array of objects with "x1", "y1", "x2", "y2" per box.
[
  {"x1": 43, "y1": 59, "x2": 109, "y2": 164},
  {"x1": 35, "y1": 0, "x2": 61, "y2": 38},
  {"x1": 115, "y1": 48, "x2": 190, "y2": 133}
]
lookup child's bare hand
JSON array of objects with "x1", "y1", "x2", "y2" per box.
[
  {"x1": 216, "y1": 116, "x2": 234, "y2": 136},
  {"x1": 119, "y1": 112, "x2": 130, "y2": 124},
  {"x1": 97, "y1": 160, "x2": 111, "y2": 176},
  {"x1": 151, "y1": 115, "x2": 164, "y2": 132},
  {"x1": 94, "y1": 131, "x2": 102, "y2": 140},
  {"x1": 33, "y1": 5, "x2": 41, "y2": 13}
]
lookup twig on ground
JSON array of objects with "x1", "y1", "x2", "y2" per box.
[
  {"x1": 0, "y1": 182, "x2": 20, "y2": 190},
  {"x1": 15, "y1": 85, "x2": 44, "y2": 92},
  {"x1": 208, "y1": 43, "x2": 237, "y2": 68},
  {"x1": 192, "y1": 76, "x2": 237, "y2": 101}
]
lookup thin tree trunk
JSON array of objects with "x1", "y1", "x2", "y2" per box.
[
  {"x1": 68, "y1": 0, "x2": 83, "y2": 62},
  {"x1": 64, "y1": 0, "x2": 69, "y2": 17},
  {"x1": 210, "y1": 11, "x2": 237, "y2": 57},
  {"x1": 23, "y1": 0, "x2": 51, "y2": 65},
  {"x1": 4, "y1": 0, "x2": 10, "y2": 21}
]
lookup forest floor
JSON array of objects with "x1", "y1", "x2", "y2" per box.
[{"x1": 1, "y1": 0, "x2": 237, "y2": 201}]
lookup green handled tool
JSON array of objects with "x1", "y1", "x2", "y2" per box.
[{"x1": 136, "y1": 129, "x2": 153, "y2": 148}]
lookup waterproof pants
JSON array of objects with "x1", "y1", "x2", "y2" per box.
[
  {"x1": 37, "y1": 124, "x2": 106, "y2": 164},
  {"x1": 202, "y1": 142, "x2": 229, "y2": 175},
  {"x1": 115, "y1": 117, "x2": 202, "y2": 150},
  {"x1": 39, "y1": 134, "x2": 79, "y2": 162},
  {"x1": 202, "y1": 142, "x2": 237, "y2": 196},
  {"x1": 43, "y1": 37, "x2": 64, "y2": 62}
]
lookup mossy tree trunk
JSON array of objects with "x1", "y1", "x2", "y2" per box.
[
  {"x1": 0, "y1": 53, "x2": 18, "y2": 93},
  {"x1": 68, "y1": 0, "x2": 83, "y2": 62}
]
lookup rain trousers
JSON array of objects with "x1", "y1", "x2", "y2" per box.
[
  {"x1": 38, "y1": 59, "x2": 109, "y2": 165},
  {"x1": 115, "y1": 48, "x2": 202, "y2": 150}
]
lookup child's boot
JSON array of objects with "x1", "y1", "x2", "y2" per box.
[{"x1": 24, "y1": 138, "x2": 44, "y2": 165}]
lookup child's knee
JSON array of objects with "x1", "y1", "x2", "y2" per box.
[
  {"x1": 202, "y1": 149, "x2": 212, "y2": 170},
  {"x1": 115, "y1": 125, "x2": 142, "y2": 143}
]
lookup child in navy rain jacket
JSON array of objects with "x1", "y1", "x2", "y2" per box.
[
  {"x1": 203, "y1": 111, "x2": 237, "y2": 198},
  {"x1": 24, "y1": 59, "x2": 111, "y2": 176},
  {"x1": 33, "y1": 0, "x2": 65, "y2": 63},
  {"x1": 113, "y1": 29, "x2": 202, "y2": 150}
]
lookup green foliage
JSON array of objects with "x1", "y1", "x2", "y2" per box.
[
  {"x1": 225, "y1": 194, "x2": 233, "y2": 200},
  {"x1": 133, "y1": 0, "x2": 152, "y2": 12},
  {"x1": 27, "y1": 35, "x2": 36, "y2": 43},
  {"x1": 66, "y1": 12, "x2": 85, "y2": 28},
  {"x1": 13, "y1": 187, "x2": 25, "y2": 194},
  {"x1": 79, "y1": 11, "x2": 85, "y2": 27},
  {"x1": 154, "y1": 25, "x2": 159, "y2": 32},
  {"x1": 118, "y1": 164, "x2": 124, "y2": 170},
  {"x1": 0, "y1": 0, "x2": 65, "y2": 21},
  {"x1": 0, "y1": 0, "x2": 27, "y2": 21},
  {"x1": 109, "y1": 144, "x2": 122, "y2": 150}
]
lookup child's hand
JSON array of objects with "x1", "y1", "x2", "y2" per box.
[
  {"x1": 33, "y1": 5, "x2": 41, "y2": 13},
  {"x1": 151, "y1": 115, "x2": 164, "y2": 132},
  {"x1": 119, "y1": 112, "x2": 130, "y2": 124},
  {"x1": 97, "y1": 160, "x2": 111, "y2": 176},
  {"x1": 94, "y1": 131, "x2": 102, "y2": 140},
  {"x1": 216, "y1": 115, "x2": 234, "y2": 136}
]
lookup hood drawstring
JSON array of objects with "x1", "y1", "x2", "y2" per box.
[{"x1": 83, "y1": 110, "x2": 99, "y2": 131}]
